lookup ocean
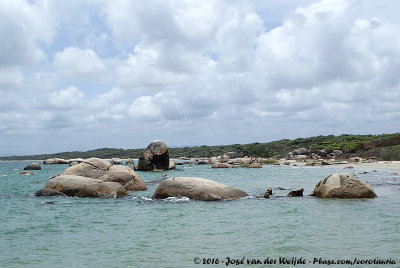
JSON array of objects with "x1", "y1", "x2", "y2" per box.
[{"x1": 0, "y1": 161, "x2": 399, "y2": 267}]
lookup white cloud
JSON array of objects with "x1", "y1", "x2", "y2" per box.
[
  {"x1": 54, "y1": 47, "x2": 107, "y2": 78},
  {"x1": 0, "y1": 68, "x2": 24, "y2": 91},
  {"x1": 115, "y1": 45, "x2": 190, "y2": 90},
  {"x1": 49, "y1": 86, "x2": 85, "y2": 109},
  {"x1": 0, "y1": 0, "x2": 58, "y2": 67},
  {"x1": 2, "y1": 0, "x2": 400, "y2": 155},
  {"x1": 87, "y1": 87, "x2": 129, "y2": 120},
  {"x1": 128, "y1": 94, "x2": 163, "y2": 120}
]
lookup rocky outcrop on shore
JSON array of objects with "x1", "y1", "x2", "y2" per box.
[
  {"x1": 152, "y1": 177, "x2": 248, "y2": 201},
  {"x1": 286, "y1": 147, "x2": 347, "y2": 162},
  {"x1": 209, "y1": 154, "x2": 265, "y2": 168},
  {"x1": 137, "y1": 140, "x2": 170, "y2": 171},
  {"x1": 310, "y1": 173, "x2": 377, "y2": 198},
  {"x1": 249, "y1": 163, "x2": 262, "y2": 168},
  {"x1": 212, "y1": 162, "x2": 232, "y2": 168}
]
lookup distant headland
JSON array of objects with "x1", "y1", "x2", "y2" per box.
[{"x1": 1, "y1": 133, "x2": 399, "y2": 161}]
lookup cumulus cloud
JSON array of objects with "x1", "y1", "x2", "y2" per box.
[
  {"x1": 1, "y1": 0, "x2": 400, "y2": 155},
  {"x1": 48, "y1": 86, "x2": 85, "y2": 109},
  {"x1": 54, "y1": 47, "x2": 107, "y2": 78},
  {"x1": 0, "y1": 0, "x2": 57, "y2": 67},
  {"x1": 0, "y1": 68, "x2": 24, "y2": 91}
]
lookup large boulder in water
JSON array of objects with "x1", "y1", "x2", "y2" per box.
[
  {"x1": 24, "y1": 163, "x2": 41, "y2": 170},
  {"x1": 311, "y1": 173, "x2": 377, "y2": 198},
  {"x1": 168, "y1": 161, "x2": 176, "y2": 170},
  {"x1": 36, "y1": 175, "x2": 127, "y2": 198},
  {"x1": 99, "y1": 165, "x2": 147, "y2": 191},
  {"x1": 152, "y1": 177, "x2": 248, "y2": 201},
  {"x1": 137, "y1": 140, "x2": 170, "y2": 171},
  {"x1": 62, "y1": 158, "x2": 111, "y2": 179},
  {"x1": 125, "y1": 158, "x2": 135, "y2": 165}
]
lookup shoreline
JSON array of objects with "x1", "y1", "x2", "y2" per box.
[
  {"x1": 283, "y1": 160, "x2": 400, "y2": 171},
  {"x1": 327, "y1": 161, "x2": 400, "y2": 171},
  {"x1": 2, "y1": 158, "x2": 400, "y2": 171}
]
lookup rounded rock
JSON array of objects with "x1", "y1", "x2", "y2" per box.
[
  {"x1": 153, "y1": 177, "x2": 248, "y2": 201},
  {"x1": 311, "y1": 173, "x2": 376, "y2": 198}
]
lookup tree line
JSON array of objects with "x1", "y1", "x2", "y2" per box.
[{"x1": 1, "y1": 133, "x2": 399, "y2": 161}]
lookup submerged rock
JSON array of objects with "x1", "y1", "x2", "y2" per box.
[
  {"x1": 288, "y1": 188, "x2": 304, "y2": 197},
  {"x1": 195, "y1": 159, "x2": 209, "y2": 165},
  {"x1": 137, "y1": 140, "x2": 170, "y2": 171},
  {"x1": 311, "y1": 173, "x2": 377, "y2": 198},
  {"x1": 24, "y1": 163, "x2": 41, "y2": 170},
  {"x1": 62, "y1": 158, "x2": 111, "y2": 179},
  {"x1": 36, "y1": 175, "x2": 127, "y2": 198},
  {"x1": 344, "y1": 166, "x2": 354, "y2": 169},
  {"x1": 20, "y1": 171, "x2": 34, "y2": 175},
  {"x1": 152, "y1": 177, "x2": 248, "y2": 201}
]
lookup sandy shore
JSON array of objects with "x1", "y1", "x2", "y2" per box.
[
  {"x1": 329, "y1": 161, "x2": 400, "y2": 170},
  {"x1": 286, "y1": 160, "x2": 400, "y2": 171},
  {"x1": 2, "y1": 158, "x2": 400, "y2": 172}
]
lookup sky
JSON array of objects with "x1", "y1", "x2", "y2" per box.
[{"x1": 1, "y1": 0, "x2": 400, "y2": 156}]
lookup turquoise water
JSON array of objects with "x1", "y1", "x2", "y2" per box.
[{"x1": 0, "y1": 161, "x2": 399, "y2": 267}]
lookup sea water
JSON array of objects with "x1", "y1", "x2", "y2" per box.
[{"x1": 0, "y1": 161, "x2": 399, "y2": 267}]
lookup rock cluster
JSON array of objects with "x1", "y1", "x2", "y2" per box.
[
  {"x1": 36, "y1": 158, "x2": 146, "y2": 198},
  {"x1": 209, "y1": 153, "x2": 265, "y2": 168},
  {"x1": 287, "y1": 148, "x2": 345, "y2": 161},
  {"x1": 43, "y1": 158, "x2": 82, "y2": 165}
]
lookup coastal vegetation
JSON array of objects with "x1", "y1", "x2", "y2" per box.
[{"x1": 1, "y1": 133, "x2": 399, "y2": 161}]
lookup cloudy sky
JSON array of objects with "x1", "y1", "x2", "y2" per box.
[{"x1": 1, "y1": 0, "x2": 399, "y2": 156}]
